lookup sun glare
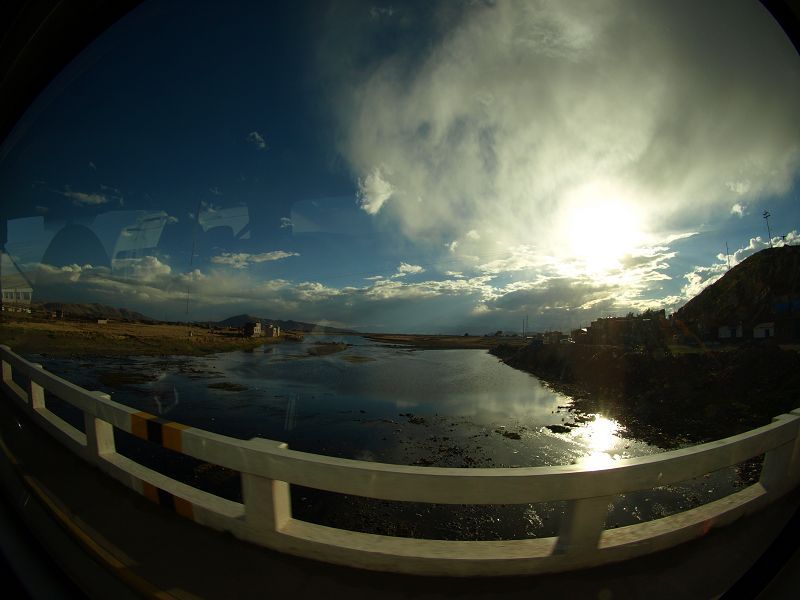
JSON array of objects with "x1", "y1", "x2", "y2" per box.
[
  {"x1": 572, "y1": 415, "x2": 624, "y2": 470},
  {"x1": 561, "y1": 183, "x2": 647, "y2": 278}
]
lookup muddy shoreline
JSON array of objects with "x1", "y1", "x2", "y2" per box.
[{"x1": 490, "y1": 342, "x2": 800, "y2": 450}]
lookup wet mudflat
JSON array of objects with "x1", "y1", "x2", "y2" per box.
[{"x1": 30, "y1": 335, "x2": 753, "y2": 540}]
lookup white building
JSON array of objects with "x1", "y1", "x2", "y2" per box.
[
  {"x1": 753, "y1": 322, "x2": 775, "y2": 339},
  {"x1": 1, "y1": 252, "x2": 33, "y2": 312}
]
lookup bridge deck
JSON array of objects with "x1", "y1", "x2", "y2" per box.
[{"x1": 0, "y1": 393, "x2": 797, "y2": 600}]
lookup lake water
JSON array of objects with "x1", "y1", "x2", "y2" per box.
[{"x1": 31, "y1": 335, "x2": 750, "y2": 540}]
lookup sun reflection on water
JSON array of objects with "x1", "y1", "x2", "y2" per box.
[{"x1": 571, "y1": 415, "x2": 624, "y2": 469}]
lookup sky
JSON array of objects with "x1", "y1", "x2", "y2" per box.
[{"x1": 0, "y1": 0, "x2": 798, "y2": 334}]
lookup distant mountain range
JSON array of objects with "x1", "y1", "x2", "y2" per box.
[
  {"x1": 27, "y1": 301, "x2": 354, "y2": 333},
  {"x1": 675, "y1": 245, "x2": 800, "y2": 331},
  {"x1": 34, "y1": 302, "x2": 154, "y2": 322},
  {"x1": 214, "y1": 313, "x2": 355, "y2": 334}
]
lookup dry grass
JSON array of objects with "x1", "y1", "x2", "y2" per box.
[
  {"x1": 0, "y1": 316, "x2": 279, "y2": 357},
  {"x1": 363, "y1": 334, "x2": 527, "y2": 350}
]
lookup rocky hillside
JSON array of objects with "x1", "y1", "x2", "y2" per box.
[
  {"x1": 33, "y1": 302, "x2": 152, "y2": 322},
  {"x1": 675, "y1": 245, "x2": 800, "y2": 331}
]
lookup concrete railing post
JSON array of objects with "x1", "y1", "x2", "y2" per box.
[
  {"x1": 86, "y1": 392, "x2": 116, "y2": 458},
  {"x1": 28, "y1": 363, "x2": 45, "y2": 409},
  {"x1": 242, "y1": 443, "x2": 292, "y2": 537},
  {"x1": 554, "y1": 495, "x2": 611, "y2": 554},
  {"x1": 242, "y1": 474, "x2": 292, "y2": 535},
  {"x1": 760, "y1": 415, "x2": 799, "y2": 492},
  {"x1": 1, "y1": 359, "x2": 11, "y2": 385},
  {"x1": 783, "y1": 410, "x2": 800, "y2": 488}
]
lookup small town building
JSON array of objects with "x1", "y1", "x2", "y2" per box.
[
  {"x1": 265, "y1": 324, "x2": 281, "y2": 338},
  {"x1": 718, "y1": 324, "x2": 743, "y2": 339},
  {"x1": 753, "y1": 322, "x2": 775, "y2": 339},
  {"x1": 543, "y1": 331, "x2": 563, "y2": 345},
  {"x1": 244, "y1": 321, "x2": 263, "y2": 337},
  {"x1": 97, "y1": 319, "x2": 109, "y2": 325},
  {"x1": 571, "y1": 328, "x2": 589, "y2": 344},
  {"x1": 1, "y1": 252, "x2": 34, "y2": 313}
]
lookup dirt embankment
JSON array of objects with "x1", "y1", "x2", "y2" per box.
[
  {"x1": 365, "y1": 333, "x2": 526, "y2": 350},
  {"x1": 491, "y1": 342, "x2": 800, "y2": 448},
  {"x1": 0, "y1": 317, "x2": 284, "y2": 357}
]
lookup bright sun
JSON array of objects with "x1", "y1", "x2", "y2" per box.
[{"x1": 561, "y1": 182, "x2": 647, "y2": 277}]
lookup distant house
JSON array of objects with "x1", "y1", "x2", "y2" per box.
[
  {"x1": 718, "y1": 324, "x2": 743, "y2": 340},
  {"x1": 97, "y1": 319, "x2": 109, "y2": 325},
  {"x1": 265, "y1": 324, "x2": 281, "y2": 338},
  {"x1": 1, "y1": 252, "x2": 33, "y2": 313},
  {"x1": 571, "y1": 328, "x2": 589, "y2": 344},
  {"x1": 543, "y1": 331, "x2": 563, "y2": 345},
  {"x1": 244, "y1": 321, "x2": 263, "y2": 337},
  {"x1": 584, "y1": 311, "x2": 667, "y2": 348},
  {"x1": 753, "y1": 322, "x2": 775, "y2": 339}
]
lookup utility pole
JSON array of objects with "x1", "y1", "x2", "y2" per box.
[
  {"x1": 186, "y1": 199, "x2": 202, "y2": 337},
  {"x1": 763, "y1": 210, "x2": 773, "y2": 248}
]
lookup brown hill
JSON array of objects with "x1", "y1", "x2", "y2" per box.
[
  {"x1": 34, "y1": 302, "x2": 153, "y2": 322},
  {"x1": 675, "y1": 245, "x2": 800, "y2": 334}
]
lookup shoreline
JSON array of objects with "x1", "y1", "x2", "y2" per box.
[
  {"x1": 490, "y1": 342, "x2": 800, "y2": 450},
  {"x1": 0, "y1": 317, "x2": 289, "y2": 357},
  {"x1": 364, "y1": 333, "x2": 526, "y2": 350}
]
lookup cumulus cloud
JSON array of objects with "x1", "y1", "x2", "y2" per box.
[
  {"x1": 29, "y1": 249, "x2": 687, "y2": 332},
  {"x1": 484, "y1": 279, "x2": 615, "y2": 317},
  {"x1": 320, "y1": 0, "x2": 799, "y2": 300},
  {"x1": 32, "y1": 259, "x2": 316, "y2": 313},
  {"x1": 731, "y1": 203, "x2": 746, "y2": 217},
  {"x1": 63, "y1": 191, "x2": 108, "y2": 206},
  {"x1": 210, "y1": 250, "x2": 299, "y2": 269},
  {"x1": 112, "y1": 256, "x2": 172, "y2": 282},
  {"x1": 56, "y1": 183, "x2": 125, "y2": 207},
  {"x1": 392, "y1": 262, "x2": 425, "y2": 278},
  {"x1": 280, "y1": 217, "x2": 293, "y2": 229},
  {"x1": 356, "y1": 167, "x2": 395, "y2": 215},
  {"x1": 247, "y1": 131, "x2": 267, "y2": 149}
]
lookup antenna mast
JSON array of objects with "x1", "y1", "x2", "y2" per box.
[
  {"x1": 725, "y1": 242, "x2": 731, "y2": 271},
  {"x1": 763, "y1": 210, "x2": 773, "y2": 248}
]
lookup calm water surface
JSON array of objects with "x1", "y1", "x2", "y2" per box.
[{"x1": 32, "y1": 335, "x2": 747, "y2": 539}]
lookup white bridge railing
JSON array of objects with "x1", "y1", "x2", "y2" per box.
[{"x1": 1, "y1": 344, "x2": 799, "y2": 576}]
